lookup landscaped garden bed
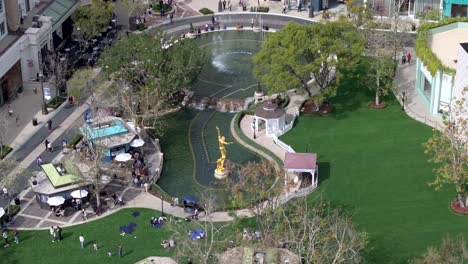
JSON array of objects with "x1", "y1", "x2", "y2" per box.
[
  {"x1": 300, "y1": 101, "x2": 333, "y2": 115},
  {"x1": 47, "y1": 96, "x2": 66, "y2": 109},
  {"x1": 0, "y1": 145, "x2": 13, "y2": 159},
  {"x1": 450, "y1": 199, "x2": 468, "y2": 215}
]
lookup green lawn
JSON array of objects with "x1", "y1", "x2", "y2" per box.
[
  {"x1": 0, "y1": 208, "x2": 173, "y2": 264},
  {"x1": 281, "y1": 67, "x2": 465, "y2": 263}
]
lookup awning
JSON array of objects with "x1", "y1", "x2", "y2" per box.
[{"x1": 42, "y1": 0, "x2": 79, "y2": 31}]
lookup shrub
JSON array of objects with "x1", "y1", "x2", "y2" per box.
[
  {"x1": 250, "y1": 7, "x2": 268, "y2": 12},
  {"x1": 0, "y1": 204, "x2": 21, "y2": 222},
  {"x1": 0, "y1": 145, "x2": 13, "y2": 159},
  {"x1": 67, "y1": 134, "x2": 83, "y2": 148},
  {"x1": 47, "y1": 97, "x2": 66, "y2": 109},
  {"x1": 199, "y1": 8, "x2": 214, "y2": 15},
  {"x1": 153, "y1": 4, "x2": 172, "y2": 12},
  {"x1": 136, "y1": 23, "x2": 147, "y2": 31}
]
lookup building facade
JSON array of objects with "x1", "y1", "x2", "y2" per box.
[
  {"x1": 0, "y1": 0, "x2": 78, "y2": 107},
  {"x1": 415, "y1": 22, "x2": 468, "y2": 116}
]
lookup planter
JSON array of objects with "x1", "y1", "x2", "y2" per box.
[
  {"x1": 368, "y1": 101, "x2": 387, "y2": 109},
  {"x1": 301, "y1": 101, "x2": 333, "y2": 115},
  {"x1": 450, "y1": 199, "x2": 468, "y2": 215}
]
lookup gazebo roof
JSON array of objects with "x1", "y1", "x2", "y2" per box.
[
  {"x1": 284, "y1": 153, "x2": 317, "y2": 171},
  {"x1": 255, "y1": 101, "x2": 286, "y2": 119}
]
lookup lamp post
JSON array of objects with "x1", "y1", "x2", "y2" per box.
[
  {"x1": 161, "y1": 194, "x2": 164, "y2": 217},
  {"x1": 39, "y1": 72, "x2": 49, "y2": 115},
  {"x1": 2, "y1": 187, "x2": 11, "y2": 220}
]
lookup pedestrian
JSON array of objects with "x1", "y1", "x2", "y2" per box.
[
  {"x1": 15, "y1": 115, "x2": 20, "y2": 126},
  {"x1": 282, "y1": 4, "x2": 287, "y2": 14},
  {"x1": 160, "y1": 8, "x2": 164, "y2": 17},
  {"x1": 211, "y1": 15, "x2": 215, "y2": 25},
  {"x1": 49, "y1": 226, "x2": 55, "y2": 242},
  {"x1": 251, "y1": 18, "x2": 254, "y2": 28},
  {"x1": 3, "y1": 230, "x2": 9, "y2": 247},
  {"x1": 407, "y1": 52, "x2": 412, "y2": 63},
  {"x1": 401, "y1": 92, "x2": 407, "y2": 111},
  {"x1": 57, "y1": 226, "x2": 62, "y2": 241},
  {"x1": 7, "y1": 105, "x2": 13, "y2": 117},
  {"x1": 298, "y1": 2, "x2": 302, "y2": 12},
  {"x1": 47, "y1": 119, "x2": 52, "y2": 131},
  {"x1": 33, "y1": 87, "x2": 37, "y2": 94},
  {"x1": 228, "y1": 0, "x2": 232, "y2": 11},
  {"x1": 93, "y1": 241, "x2": 98, "y2": 251},
  {"x1": 401, "y1": 54, "x2": 406, "y2": 64},
  {"x1": 167, "y1": 13, "x2": 171, "y2": 22},
  {"x1": 36, "y1": 156, "x2": 44, "y2": 168},
  {"x1": 118, "y1": 244, "x2": 123, "y2": 257},
  {"x1": 45, "y1": 139, "x2": 49, "y2": 152},
  {"x1": 144, "y1": 182, "x2": 149, "y2": 192},
  {"x1": 82, "y1": 208, "x2": 87, "y2": 221},
  {"x1": 170, "y1": 12, "x2": 173, "y2": 23},
  {"x1": 13, "y1": 229, "x2": 19, "y2": 244},
  {"x1": 223, "y1": 0, "x2": 226, "y2": 10},
  {"x1": 47, "y1": 141, "x2": 53, "y2": 152},
  {"x1": 79, "y1": 234, "x2": 85, "y2": 249}
]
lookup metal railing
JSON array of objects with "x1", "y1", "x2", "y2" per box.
[{"x1": 273, "y1": 136, "x2": 295, "y2": 153}]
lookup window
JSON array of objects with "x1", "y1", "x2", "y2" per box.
[
  {"x1": 423, "y1": 77, "x2": 432, "y2": 98},
  {"x1": 0, "y1": 22, "x2": 5, "y2": 36}
]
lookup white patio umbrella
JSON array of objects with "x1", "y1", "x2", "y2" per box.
[
  {"x1": 70, "y1": 189, "x2": 89, "y2": 199},
  {"x1": 0, "y1": 207, "x2": 5, "y2": 218},
  {"x1": 115, "y1": 153, "x2": 132, "y2": 162},
  {"x1": 130, "y1": 138, "x2": 145, "y2": 148},
  {"x1": 47, "y1": 196, "x2": 65, "y2": 206}
]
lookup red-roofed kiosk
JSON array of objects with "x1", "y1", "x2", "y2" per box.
[{"x1": 284, "y1": 152, "x2": 318, "y2": 188}]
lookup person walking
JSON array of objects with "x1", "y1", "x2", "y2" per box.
[
  {"x1": 401, "y1": 92, "x2": 408, "y2": 111},
  {"x1": 407, "y1": 52, "x2": 412, "y2": 63},
  {"x1": 170, "y1": 12, "x2": 174, "y2": 23},
  {"x1": 79, "y1": 234, "x2": 85, "y2": 249},
  {"x1": 49, "y1": 226, "x2": 56, "y2": 242},
  {"x1": 44, "y1": 139, "x2": 49, "y2": 152},
  {"x1": 251, "y1": 18, "x2": 254, "y2": 28},
  {"x1": 282, "y1": 4, "x2": 287, "y2": 14},
  {"x1": 3, "y1": 230, "x2": 10, "y2": 247},
  {"x1": 118, "y1": 244, "x2": 123, "y2": 257},
  {"x1": 228, "y1": 0, "x2": 232, "y2": 11},
  {"x1": 13, "y1": 229, "x2": 19, "y2": 244},
  {"x1": 47, "y1": 141, "x2": 53, "y2": 152},
  {"x1": 57, "y1": 226, "x2": 62, "y2": 241},
  {"x1": 401, "y1": 54, "x2": 406, "y2": 64},
  {"x1": 47, "y1": 119, "x2": 52, "y2": 132},
  {"x1": 82, "y1": 208, "x2": 87, "y2": 221},
  {"x1": 222, "y1": 0, "x2": 226, "y2": 10},
  {"x1": 93, "y1": 241, "x2": 98, "y2": 251},
  {"x1": 7, "y1": 105, "x2": 13, "y2": 117},
  {"x1": 298, "y1": 2, "x2": 302, "y2": 12}
]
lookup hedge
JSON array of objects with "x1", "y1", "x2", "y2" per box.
[
  {"x1": 0, "y1": 204, "x2": 21, "y2": 223},
  {"x1": 415, "y1": 17, "x2": 468, "y2": 76},
  {"x1": 250, "y1": 6, "x2": 269, "y2": 12},
  {"x1": 233, "y1": 112, "x2": 283, "y2": 166},
  {"x1": 136, "y1": 23, "x2": 147, "y2": 31},
  {"x1": 47, "y1": 96, "x2": 66, "y2": 109},
  {"x1": 67, "y1": 134, "x2": 83, "y2": 148},
  {"x1": 199, "y1": 8, "x2": 214, "y2": 15},
  {"x1": 153, "y1": 4, "x2": 172, "y2": 12},
  {"x1": 0, "y1": 145, "x2": 12, "y2": 159}
]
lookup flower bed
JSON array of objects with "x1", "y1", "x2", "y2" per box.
[
  {"x1": 450, "y1": 199, "x2": 468, "y2": 215},
  {"x1": 153, "y1": 4, "x2": 173, "y2": 13}
]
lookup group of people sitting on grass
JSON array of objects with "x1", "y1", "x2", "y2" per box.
[
  {"x1": 160, "y1": 238, "x2": 176, "y2": 249},
  {"x1": 150, "y1": 216, "x2": 167, "y2": 227}
]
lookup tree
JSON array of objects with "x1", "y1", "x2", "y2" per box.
[
  {"x1": 424, "y1": 88, "x2": 468, "y2": 207},
  {"x1": 226, "y1": 160, "x2": 283, "y2": 229},
  {"x1": 253, "y1": 21, "x2": 364, "y2": 104},
  {"x1": 366, "y1": 55, "x2": 396, "y2": 106},
  {"x1": 265, "y1": 198, "x2": 367, "y2": 264},
  {"x1": 98, "y1": 32, "x2": 204, "y2": 138},
  {"x1": 72, "y1": 0, "x2": 114, "y2": 44},
  {"x1": 120, "y1": 0, "x2": 148, "y2": 18},
  {"x1": 43, "y1": 51, "x2": 70, "y2": 98},
  {"x1": 410, "y1": 236, "x2": 468, "y2": 264},
  {"x1": 68, "y1": 68, "x2": 96, "y2": 103},
  {"x1": 168, "y1": 195, "x2": 234, "y2": 264}
]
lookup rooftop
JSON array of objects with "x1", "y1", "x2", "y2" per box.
[
  {"x1": 461, "y1": 43, "x2": 468, "y2": 53},
  {"x1": 255, "y1": 100, "x2": 286, "y2": 119},
  {"x1": 40, "y1": 163, "x2": 83, "y2": 188},
  {"x1": 428, "y1": 22, "x2": 468, "y2": 70},
  {"x1": 284, "y1": 152, "x2": 317, "y2": 171}
]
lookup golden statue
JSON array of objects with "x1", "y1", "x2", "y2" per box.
[{"x1": 215, "y1": 126, "x2": 233, "y2": 175}]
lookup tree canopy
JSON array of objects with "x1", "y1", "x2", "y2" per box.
[
  {"x1": 253, "y1": 21, "x2": 364, "y2": 101},
  {"x1": 72, "y1": 0, "x2": 114, "y2": 41},
  {"x1": 98, "y1": 32, "x2": 204, "y2": 134}
]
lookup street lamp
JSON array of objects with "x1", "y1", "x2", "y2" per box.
[
  {"x1": 2, "y1": 187, "x2": 11, "y2": 220},
  {"x1": 39, "y1": 72, "x2": 49, "y2": 115},
  {"x1": 160, "y1": 194, "x2": 165, "y2": 217}
]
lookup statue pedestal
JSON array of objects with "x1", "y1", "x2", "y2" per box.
[{"x1": 214, "y1": 169, "x2": 229, "y2": 180}]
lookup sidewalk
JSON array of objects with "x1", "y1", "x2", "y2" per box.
[{"x1": 394, "y1": 48, "x2": 444, "y2": 129}]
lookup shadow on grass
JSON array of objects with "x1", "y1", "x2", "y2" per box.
[
  {"x1": 317, "y1": 162, "x2": 330, "y2": 184},
  {"x1": 61, "y1": 231, "x2": 74, "y2": 240}
]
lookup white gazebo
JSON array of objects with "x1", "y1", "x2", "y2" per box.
[
  {"x1": 284, "y1": 152, "x2": 318, "y2": 188},
  {"x1": 253, "y1": 101, "x2": 286, "y2": 137}
]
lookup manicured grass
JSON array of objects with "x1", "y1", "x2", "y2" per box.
[
  {"x1": 281, "y1": 64, "x2": 466, "y2": 263},
  {"x1": 0, "y1": 208, "x2": 174, "y2": 264}
]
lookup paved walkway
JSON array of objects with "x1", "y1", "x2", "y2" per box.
[{"x1": 394, "y1": 48, "x2": 444, "y2": 129}]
